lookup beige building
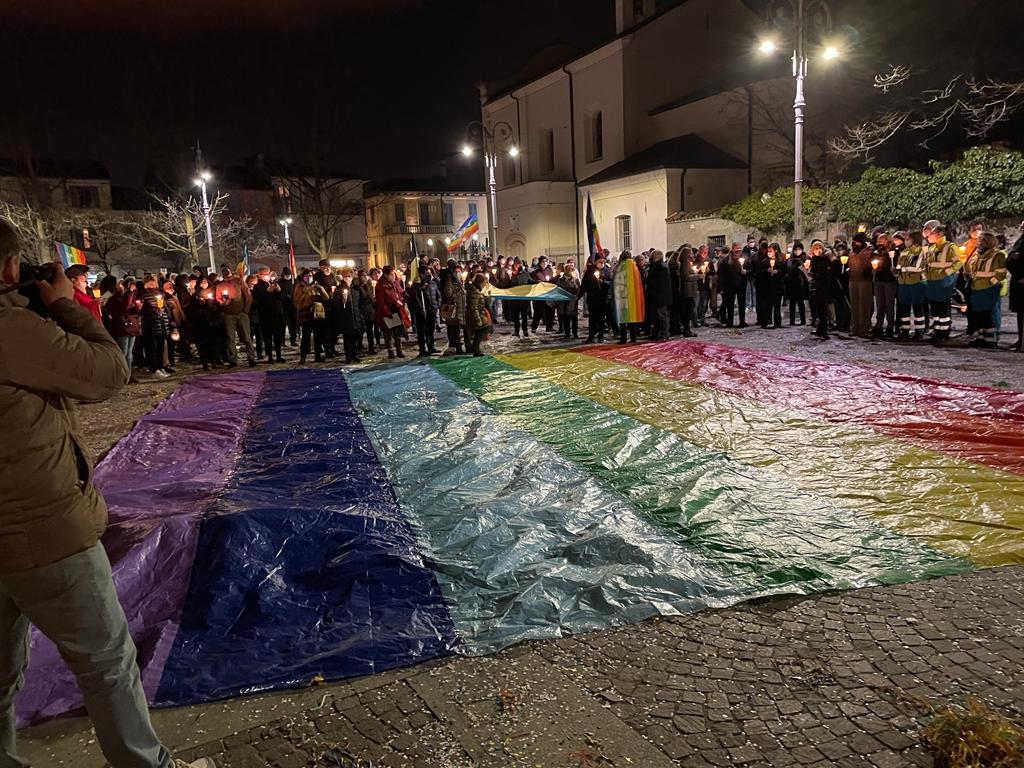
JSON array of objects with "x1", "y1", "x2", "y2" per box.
[
  {"x1": 481, "y1": 0, "x2": 843, "y2": 259},
  {"x1": 364, "y1": 180, "x2": 489, "y2": 269}
]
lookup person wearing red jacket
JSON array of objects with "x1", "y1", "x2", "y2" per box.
[
  {"x1": 374, "y1": 265, "x2": 406, "y2": 359},
  {"x1": 66, "y1": 264, "x2": 102, "y2": 323}
]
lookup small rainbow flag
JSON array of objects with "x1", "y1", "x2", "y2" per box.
[
  {"x1": 612, "y1": 256, "x2": 645, "y2": 324},
  {"x1": 55, "y1": 241, "x2": 87, "y2": 269},
  {"x1": 447, "y1": 213, "x2": 479, "y2": 254}
]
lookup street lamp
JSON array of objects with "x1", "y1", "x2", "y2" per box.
[
  {"x1": 462, "y1": 119, "x2": 517, "y2": 257},
  {"x1": 758, "y1": 0, "x2": 836, "y2": 241},
  {"x1": 279, "y1": 217, "x2": 293, "y2": 243},
  {"x1": 194, "y1": 171, "x2": 216, "y2": 273}
]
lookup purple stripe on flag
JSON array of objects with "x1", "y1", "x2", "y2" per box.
[{"x1": 17, "y1": 372, "x2": 266, "y2": 724}]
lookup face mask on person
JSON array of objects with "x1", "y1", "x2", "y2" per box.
[{"x1": 303, "y1": 275, "x2": 314, "y2": 285}]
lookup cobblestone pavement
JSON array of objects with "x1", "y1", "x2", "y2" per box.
[{"x1": 22, "y1": 566, "x2": 1024, "y2": 767}]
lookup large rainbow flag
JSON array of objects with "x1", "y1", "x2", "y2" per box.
[
  {"x1": 447, "y1": 213, "x2": 479, "y2": 253},
  {"x1": 17, "y1": 344, "x2": 1023, "y2": 723}
]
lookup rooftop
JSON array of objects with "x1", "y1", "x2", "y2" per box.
[{"x1": 580, "y1": 134, "x2": 746, "y2": 186}]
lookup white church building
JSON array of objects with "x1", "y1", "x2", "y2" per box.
[{"x1": 481, "y1": 0, "x2": 841, "y2": 261}]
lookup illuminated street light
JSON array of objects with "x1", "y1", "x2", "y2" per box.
[
  {"x1": 463, "y1": 120, "x2": 516, "y2": 256},
  {"x1": 278, "y1": 217, "x2": 293, "y2": 243},
  {"x1": 461, "y1": 145, "x2": 473, "y2": 157},
  {"x1": 822, "y1": 45, "x2": 839, "y2": 60},
  {"x1": 195, "y1": 172, "x2": 216, "y2": 273},
  {"x1": 427, "y1": 238, "x2": 434, "y2": 247},
  {"x1": 758, "y1": 39, "x2": 777, "y2": 54},
  {"x1": 508, "y1": 145, "x2": 520, "y2": 158}
]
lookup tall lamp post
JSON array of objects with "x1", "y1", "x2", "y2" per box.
[
  {"x1": 462, "y1": 120, "x2": 518, "y2": 257},
  {"x1": 194, "y1": 171, "x2": 216, "y2": 273},
  {"x1": 758, "y1": 0, "x2": 836, "y2": 241},
  {"x1": 279, "y1": 216, "x2": 293, "y2": 244}
]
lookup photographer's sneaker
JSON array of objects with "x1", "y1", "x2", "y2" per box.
[{"x1": 174, "y1": 758, "x2": 217, "y2": 768}]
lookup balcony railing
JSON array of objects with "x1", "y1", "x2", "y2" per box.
[{"x1": 384, "y1": 223, "x2": 451, "y2": 235}]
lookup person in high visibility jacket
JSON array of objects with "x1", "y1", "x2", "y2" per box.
[
  {"x1": 964, "y1": 231, "x2": 1008, "y2": 348},
  {"x1": 895, "y1": 231, "x2": 927, "y2": 340},
  {"x1": 924, "y1": 223, "x2": 962, "y2": 341}
]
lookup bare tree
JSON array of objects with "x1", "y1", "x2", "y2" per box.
[
  {"x1": 126, "y1": 193, "x2": 252, "y2": 272},
  {"x1": 0, "y1": 200, "x2": 73, "y2": 264},
  {"x1": 280, "y1": 174, "x2": 364, "y2": 262},
  {"x1": 830, "y1": 65, "x2": 1024, "y2": 160},
  {"x1": 70, "y1": 214, "x2": 136, "y2": 274}
]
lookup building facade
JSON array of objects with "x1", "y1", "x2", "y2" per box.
[
  {"x1": 364, "y1": 181, "x2": 490, "y2": 268},
  {"x1": 481, "y1": 0, "x2": 842, "y2": 259}
]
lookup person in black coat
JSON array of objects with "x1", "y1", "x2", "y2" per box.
[
  {"x1": 580, "y1": 255, "x2": 612, "y2": 342},
  {"x1": 808, "y1": 240, "x2": 833, "y2": 339},
  {"x1": 530, "y1": 256, "x2": 556, "y2": 332},
  {"x1": 277, "y1": 268, "x2": 298, "y2": 347},
  {"x1": 252, "y1": 269, "x2": 287, "y2": 363},
  {"x1": 645, "y1": 250, "x2": 673, "y2": 340},
  {"x1": 755, "y1": 243, "x2": 786, "y2": 328},
  {"x1": 335, "y1": 272, "x2": 365, "y2": 363},
  {"x1": 408, "y1": 268, "x2": 440, "y2": 356},
  {"x1": 139, "y1": 277, "x2": 174, "y2": 376},
  {"x1": 718, "y1": 243, "x2": 748, "y2": 327},
  {"x1": 1008, "y1": 220, "x2": 1024, "y2": 352},
  {"x1": 785, "y1": 241, "x2": 809, "y2": 325}
]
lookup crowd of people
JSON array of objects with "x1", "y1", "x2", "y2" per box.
[{"x1": 68, "y1": 220, "x2": 1023, "y2": 381}]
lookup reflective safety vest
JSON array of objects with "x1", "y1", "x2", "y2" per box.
[
  {"x1": 925, "y1": 240, "x2": 960, "y2": 282},
  {"x1": 965, "y1": 248, "x2": 1008, "y2": 292},
  {"x1": 896, "y1": 246, "x2": 925, "y2": 285}
]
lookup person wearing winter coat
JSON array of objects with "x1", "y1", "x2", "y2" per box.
[
  {"x1": 105, "y1": 279, "x2": 143, "y2": 374},
  {"x1": 277, "y1": 268, "x2": 298, "y2": 347},
  {"x1": 847, "y1": 232, "x2": 874, "y2": 338},
  {"x1": 217, "y1": 273, "x2": 257, "y2": 367},
  {"x1": 293, "y1": 269, "x2": 332, "y2": 364},
  {"x1": 334, "y1": 271, "x2": 365, "y2": 363},
  {"x1": 465, "y1": 272, "x2": 490, "y2": 356},
  {"x1": 253, "y1": 268, "x2": 287, "y2": 363},
  {"x1": 679, "y1": 247, "x2": 699, "y2": 337},
  {"x1": 964, "y1": 232, "x2": 1008, "y2": 349},
  {"x1": 557, "y1": 262, "x2": 582, "y2": 339},
  {"x1": 785, "y1": 242, "x2": 809, "y2": 325},
  {"x1": 756, "y1": 243, "x2": 786, "y2": 329},
  {"x1": 808, "y1": 240, "x2": 833, "y2": 340},
  {"x1": 188, "y1": 278, "x2": 226, "y2": 370},
  {"x1": 509, "y1": 261, "x2": 533, "y2": 337},
  {"x1": 139, "y1": 276, "x2": 174, "y2": 377},
  {"x1": 580, "y1": 255, "x2": 613, "y2": 342},
  {"x1": 440, "y1": 263, "x2": 469, "y2": 354},
  {"x1": 1008, "y1": 220, "x2": 1024, "y2": 352},
  {"x1": 354, "y1": 269, "x2": 377, "y2": 354},
  {"x1": 65, "y1": 265, "x2": 102, "y2": 323},
  {"x1": 408, "y1": 268, "x2": 440, "y2": 356},
  {"x1": 374, "y1": 265, "x2": 407, "y2": 359},
  {"x1": 643, "y1": 250, "x2": 672, "y2": 340},
  {"x1": 718, "y1": 243, "x2": 748, "y2": 328},
  {"x1": 530, "y1": 256, "x2": 556, "y2": 333}
]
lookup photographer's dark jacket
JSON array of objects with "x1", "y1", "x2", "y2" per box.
[{"x1": 0, "y1": 292, "x2": 129, "y2": 573}]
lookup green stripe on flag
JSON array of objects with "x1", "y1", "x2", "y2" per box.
[{"x1": 431, "y1": 356, "x2": 969, "y2": 590}]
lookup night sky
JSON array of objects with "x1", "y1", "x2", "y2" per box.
[{"x1": 2, "y1": 0, "x2": 1020, "y2": 186}]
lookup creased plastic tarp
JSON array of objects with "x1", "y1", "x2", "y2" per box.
[
  {"x1": 154, "y1": 369, "x2": 457, "y2": 706},
  {"x1": 430, "y1": 356, "x2": 966, "y2": 592},
  {"x1": 585, "y1": 340, "x2": 1024, "y2": 475},
  {"x1": 487, "y1": 283, "x2": 574, "y2": 301},
  {"x1": 347, "y1": 364, "x2": 757, "y2": 654},
  {"x1": 17, "y1": 372, "x2": 265, "y2": 725},
  {"x1": 508, "y1": 350, "x2": 1024, "y2": 566}
]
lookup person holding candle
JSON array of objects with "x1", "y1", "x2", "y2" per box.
[
  {"x1": 408, "y1": 267, "x2": 440, "y2": 357},
  {"x1": 529, "y1": 256, "x2": 556, "y2": 333},
  {"x1": 678, "y1": 246, "x2": 699, "y2": 337},
  {"x1": 373, "y1": 265, "x2": 407, "y2": 360},
  {"x1": 846, "y1": 232, "x2": 874, "y2": 338},
  {"x1": 295, "y1": 268, "x2": 333, "y2": 363},
  {"x1": 895, "y1": 231, "x2": 926, "y2": 341},
  {"x1": 785, "y1": 241, "x2": 809, "y2": 326},
  {"x1": 253, "y1": 268, "x2": 287, "y2": 364},
  {"x1": 645, "y1": 250, "x2": 672, "y2": 341},
  {"x1": 580, "y1": 254, "x2": 612, "y2": 343},
  {"x1": 137, "y1": 276, "x2": 175, "y2": 378},
  {"x1": 507, "y1": 259, "x2": 532, "y2": 338},
  {"x1": 868, "y1": 233, "x2": 898, "y2": 339},
  {"x1": 759, "y1": 243, "x2": 785, "y2": 329},
  {"x1": 465, "y1": 272, "x2": 490, "y2": 356},
  {"x1": 557, "y1": 261, "x2": 582, "y2": 340},
  {"x1": 440, "y1": 261, "x2": 469, "y2": 354},
  {"x1": 106, "y1": 278, "x2": 142, "y2": 378},
  {"x1": 719, "y1": 243, "x2": 748, "y2": 328},
  {"x1": 334, "y1": 268, "x2": 365, "y2": 363},
  {"x1": 187, "y1": 278, "x2": 224, "y2": 370},
  {"x1": 809, "y1": 240, "x2": 833, "y2": 340}
]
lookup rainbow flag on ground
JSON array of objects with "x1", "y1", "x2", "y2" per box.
[
  {"x1": 447, "y1": 213, "x2": 479, "y2": 253},
  {"x1": 612, "y1": 256, "x2": 645, "y2": 323},
  {"x1": 17, "y1": 344, "x2": 1024, "y2": 723},
  {"x1": 55, "y1": 241, "x2": 87, "y2": 268}
]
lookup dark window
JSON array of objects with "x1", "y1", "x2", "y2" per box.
[
  {"x1": 468, "y1": 202, "x2": 478, "y2": 220},
  {"x1": 369, "y1": 206, "x2": 375, "y2": 224},
  {"x1": 587, "y1": 112, "x2": 603, "y2": 162},
  {"x1": 419, "y1": 202, "x2": 431, "y2": 226},
  {"x1": 443, "y1": 202, "x2": 454, "y2": 225},
  {"x1": 634, "y1": 0, "x2": 645, "y2": 18},
  {"x1": 394, "y1": 202, "x2": 405, "y2": 223},
  {"x1": 540, "y1": 129, "x2": 555, "y2": 175},
  {"x1": 69, "y1": 185, "x2": 99, "y2": 209},
  {"x1": 708, "y1": 235, "x2": 726, "y2": 249}
]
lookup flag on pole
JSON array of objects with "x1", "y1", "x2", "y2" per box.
[
  {"x1": 447, "y1": 213, "x2": 479, "y2": 254},
  {"x1": 241, "y1": 243, "x2": 250, "y2": 276},
  {"x1": 586, "y1": 193, "x2": 605, "y2": 261},
  {"x1": 55, "y1": 241, "x2": 87, "y2": 269},
  {"x1": 408, "y1": 237, "x2": 420, "y2": 284},
  {"x1": 288, "y1": 241, "x2": 297, "y2": 278}
]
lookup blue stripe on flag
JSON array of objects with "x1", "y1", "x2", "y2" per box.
[{"x1": 155, "y1": 369, "x2": 457, "y2": 706}]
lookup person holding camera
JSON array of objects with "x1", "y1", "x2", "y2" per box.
[{"x1": 0, "y1": 224, "x2": 212, "y2": 767}]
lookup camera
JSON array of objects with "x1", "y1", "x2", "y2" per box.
[{"x1": 18, "y1": 262, "x2": 58, "y2": 316}]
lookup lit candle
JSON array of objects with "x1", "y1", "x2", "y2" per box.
[
  {"x1": 871, "y1": 258, "x2": 880, "y2": 271},
  {"x1": 593, "y1": 270, "x2": 600, "y2": 279},
  {"x1": 739, "y1": 257, "x2": 745, "y2": 267},
  {"x1": 803, "y1": 259, "x2": 810, "y2": 270},
  {"x1": 840, "y1": 255, "x2": 849, "y2": 266},
  {"x1": 769, "y1": 258, "x2": 776, "y2": 269}
]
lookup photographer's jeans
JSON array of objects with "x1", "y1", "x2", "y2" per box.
[
  {"x1": 0, "y1": 545, "x2": 172, "y2": 768},
  {"x1": 116, "y1": 335, "x2": 136, "y2": 370}
]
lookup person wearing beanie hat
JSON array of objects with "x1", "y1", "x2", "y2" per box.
[
  {"x1": 808, "y1": 239, "x2": 832, "y2": 339},
  {"x1": 924, "y1": 223, "x2": 961, "y2": 341}
]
